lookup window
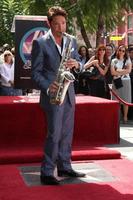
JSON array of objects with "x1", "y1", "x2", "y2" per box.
[
  {"x1": 128, "y1": 33, "x2": 133, "y2": 45},
  {"x1": 127, "y1": 15, "x2": 133, "y2": 29}
]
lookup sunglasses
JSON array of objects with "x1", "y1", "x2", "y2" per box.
[
  {"x1": 119, "y1": 49, "x2": 125, "y2": 53},
  {"x1": 4, "y1": 54, "x2": 11, "y2": 57}
]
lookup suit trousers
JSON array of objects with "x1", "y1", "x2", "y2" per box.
[{"x1": 41, "y1": 93, "x2": 75, "y2": 176}]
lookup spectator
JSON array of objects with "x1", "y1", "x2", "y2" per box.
[
  {"x1": 88, "y1": 48, "x2": 95, "y2": 58},
  {"x1": 78, "y1": 45, "x2": 90, "y2": 65},
  {"x1": 105, "y1": 44, "x2": 116, "y2": 99},
  {"x1": 74, "y1": 45, "x2": 90, "y2": 94},
  {"x1": 84, "y1": 44, "x2": 109, "y2": 98},
  {"x1": 106, "y1": 44, "x2": 114, "y2": 60},
  {"x1": 0, "y1": 50, "x2": 22, "y2": 96},
  {"x1": 110, "y1": 45, "x2": 132, "y2": 123}
]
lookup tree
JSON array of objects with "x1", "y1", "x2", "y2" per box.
[
  {"x1": 1, "y1": 0, "x2": 133, "y2": 48},
  {"x1": 79, "y1": 0, "x2": 120, "y2": 46},
  {"x1": 23, "y1": 0, "x2": 47, "y2": 15},
  {"x1": 79, "y1": 0, "x2": 133, "y2": 47},
  {"x1": 68, "y1": 0, "x2": 92, "y2": 48},
  {"x1": 0, "y1": 0, "x2": 25, "y2": 46}
]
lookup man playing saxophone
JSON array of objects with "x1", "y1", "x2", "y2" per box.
[{"x1": 31, "y1": 6, "x2": 85, "y2": 185}]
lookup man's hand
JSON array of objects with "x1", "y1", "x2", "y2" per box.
[
  {"x1": 65, "y1": 58, "x2": 79, "y2": 69},
  {"x1": 49, "y1": 81, "x2": 59, "y2": 93}
]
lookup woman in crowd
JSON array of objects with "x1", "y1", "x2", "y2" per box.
[
  {"x1": 74, "y1": 45, "x2": 90, "y2": 94},
  {"x1": 78, "y1": 45, "x2": 90, "y2": 65},
  {"x1": 84, "y1": 44, "x2": 109, "y2": 98},
  {"x1": 110, "y1": 45, "x2": 132, "y2": 123},
  {"x1": 0, "y1": 50, "x2": 22, "y2": 96}
]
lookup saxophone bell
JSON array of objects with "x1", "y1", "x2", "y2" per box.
[{"x1": 50, "y1": 71, "x2": 75, "y2": 105}]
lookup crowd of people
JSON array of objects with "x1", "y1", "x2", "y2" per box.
[{"x1": 74, "y1": 43, "x2": 133, "y2": 123}]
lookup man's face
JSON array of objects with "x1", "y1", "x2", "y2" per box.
[
  {"x1": 50, "y1": 15, "x2": 66, "y2": 37},
  {"x1": 106, "y1": 46, "x2": 113, "y2": 57}
]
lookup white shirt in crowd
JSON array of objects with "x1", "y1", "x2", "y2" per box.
[
  {"x1": 0, "y1": 62, "x2": 14, "y2": 87},
  {"x1": 111, "y1": 57, "x2": 132, "y2": 79}
]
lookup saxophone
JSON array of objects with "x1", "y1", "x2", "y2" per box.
[{"x1": 50, "y1": 33, "x2": 75, "y2": 105}]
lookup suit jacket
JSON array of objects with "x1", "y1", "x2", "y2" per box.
[{"x1": 31, "y1": 30, "x2": 81, "y2": 108}]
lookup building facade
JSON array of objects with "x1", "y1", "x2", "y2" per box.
[{"x1": 109, "y1": 11, "x2": 133, "y2": 47}]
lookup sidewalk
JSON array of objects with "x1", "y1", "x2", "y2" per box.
[{"x1": 106, "y1": 120, "x2": 133, "y2": 161}]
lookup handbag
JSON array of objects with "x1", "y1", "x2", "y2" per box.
[
  {"x1": 113, "y1": 77, "x2": 123, "y2": 89},
  {"x1": 79, "y1": 65, "x2": 100, "y2": 80},
  {"x1": 113, "y1": 58, "x2": 127, "y2": 89}
]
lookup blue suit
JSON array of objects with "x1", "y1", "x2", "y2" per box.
[{"x1": 31, "y1": 30, "x2": 81, "y2": 176}]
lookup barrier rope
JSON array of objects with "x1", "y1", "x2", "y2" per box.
[{"x1": 108, "y1": 84, "x2": 133, "y2": 107}]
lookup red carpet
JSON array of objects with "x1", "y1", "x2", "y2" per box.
[
  {"x1": 0, "y1": 96, "x2": 120, "y2": 164},
  {"x1": 0, "y1": 159, "x2": 133, "y2": 200},
  {"x1": 0, "y1": 146, "x2": 121, "y2": 164},
  {"x1": 72, "y1": 147, "x2": 121, "y2": 161}
]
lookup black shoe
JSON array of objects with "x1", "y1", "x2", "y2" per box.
[
  {"x1": 58, "y1": 169, "x2": 86, "y2": 177},
  {"x1": 40, "y1": 175, "x2": 60, "y2": 185}
]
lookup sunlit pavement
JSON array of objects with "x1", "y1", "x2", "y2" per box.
[{"x1": 106, "y1": 120, "x2": 133, "y2": 161}]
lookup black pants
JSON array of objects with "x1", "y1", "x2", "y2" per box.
[{"x1": 88, "y1": 79, "x2": 106, "y2": 98}]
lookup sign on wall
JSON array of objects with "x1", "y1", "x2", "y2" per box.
[{"x1": 12, "y1": 15, "x2": 49, "y2": 89}]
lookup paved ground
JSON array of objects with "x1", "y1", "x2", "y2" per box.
[{"x1": 106, "y1": 120, "x2": 133, "y2": 161}]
